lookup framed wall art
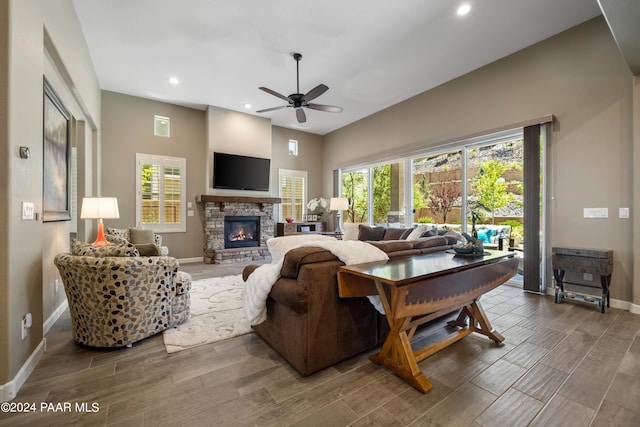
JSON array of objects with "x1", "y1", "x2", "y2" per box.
[{"x1": 43, "y1": 78, "x2": 71, "y2": 222}]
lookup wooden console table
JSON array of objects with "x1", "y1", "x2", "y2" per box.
[
  {"x1": 552, "y1": 247, "x2": 613, "y2": 313},
  {"x1": 276, "y1": 221, "x2": 325, "y2": 236},
  {"x1": 337, "y1": 250, "x2": 518, "y2": 393}
]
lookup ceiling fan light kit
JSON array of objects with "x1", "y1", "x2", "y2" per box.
[{"x1": 257, "y1": 53, "x2": 343, "y2": 123}]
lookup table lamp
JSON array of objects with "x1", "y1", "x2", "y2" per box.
[
  {"x1": 329, "y1": 197, "x2": 349, "y2": 234},
  {"x1": 80, "y1": 197, "x2": 120, "y2": 247}
]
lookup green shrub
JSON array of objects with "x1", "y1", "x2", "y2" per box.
[
  {"x1": 417, "y1": 216, "x2": 434, "y2": 224},
  {"x1": 499, "y1": 219, "x2": 522, "y2": 228}
]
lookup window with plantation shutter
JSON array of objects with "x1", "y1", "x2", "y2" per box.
[
  {"x1": 136, "y1": 153, "x2": 186, "y2": 232},
  {"x1": 279, "y1": 169, "x2": 307, "y2": 221}
]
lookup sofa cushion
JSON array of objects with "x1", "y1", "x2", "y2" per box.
[
  {"x1": 368, "y1": 240, "x2": 415, "y2": 253},
  {"x1": 413, "y1": 236, "x2": 449, "y2": 249},
  {"x1": 358, "y1": 224, "x2": 386, "y2": 241},
  {"x1": 71, "y1": 239, "x2": 140, "y2": 257},
  {"x1": 281, "y1": 246, "x2": 339, "y2": 279},
  {"x1": 129, "y1": 228, "x2": 155, "y2": 244}
]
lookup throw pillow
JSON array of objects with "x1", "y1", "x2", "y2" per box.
[
  {"x1": 135, "y1": 243, "x2": 161, "y2": 256},
  {"x1": 399, "y1": 228, "x2": 413, "y2": 240},
  {"x1": 267, "y1": 234, "x2": 334, "y2": 264},
  {"x1": 341, "y1": 222, "x2": 360, "y2": 241},
  {"x1": 420, "y1": 228, "x2": 438, "y2": 238},
  {"x1": 357, "y1": 224, "x2": 386, "y2": 241},
  {"x1": 477, "y1": 229, "x2": 493, "y2": 243},
  {"x1": 129, "y1": 228, "x2": 155, "y2": 244},
  {"x1": 406, "y1": 224, "x2": 431, "y2": 241},
  {"x1": 382, "y1": 228, "x2": 409, "y2": 240}
]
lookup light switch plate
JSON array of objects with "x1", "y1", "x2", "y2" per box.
[
  {"x1": 22, "y1": 202, "x2": 35, "y2": 220},
  {"x1": 583, "y1": 208, "x2": 608, "y2": 218},
  {"x1": 619, "y1": 207, "x2": 630, "y2": 218}
]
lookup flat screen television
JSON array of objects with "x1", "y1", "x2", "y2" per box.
[{"x1": 213, "y1": 152, "x2": 271, "y2": 191}]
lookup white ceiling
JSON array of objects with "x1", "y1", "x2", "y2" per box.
[{"x1": 72, "y1": 0, "x2": 602, "y2": 135}]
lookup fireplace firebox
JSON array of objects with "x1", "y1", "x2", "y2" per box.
[{"x1": 224, "y1": 216, "x2": 260, "y2": 248}]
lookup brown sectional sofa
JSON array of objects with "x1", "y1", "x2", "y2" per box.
[{"x1": 243, "y1": 233, "x2": 456, "y2": 376}]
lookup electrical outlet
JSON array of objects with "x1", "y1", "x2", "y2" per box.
[
  {"x1": 21, "y1": 319, "x2": 27, "y2": 340},
  {"x1": 55, "y1": 279, "x2": 60, "y2": 293},
  {"x1": 583, "y1": 273, "x2": 593, "y2": 281},
  {"x1": 21, "y1": 313, "x2": 32, "y2": 340}
]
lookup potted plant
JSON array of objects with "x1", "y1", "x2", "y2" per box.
[{"x1": 468, "y1": 200, "x2": 489, "y2": 238}]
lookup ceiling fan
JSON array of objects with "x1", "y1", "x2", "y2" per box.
[{"x1": 257, "y1": 53, "x2": 343, "y2": 123}]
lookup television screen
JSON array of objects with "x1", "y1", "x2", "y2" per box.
[{"x1": 213, "y1": 152, "x2": 271, "y2": 191}]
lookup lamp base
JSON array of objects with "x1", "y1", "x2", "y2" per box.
[{"x1": 91, "y1": 222, "x2": 113, "y2": 247}]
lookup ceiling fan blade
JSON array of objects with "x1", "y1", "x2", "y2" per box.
[
  {"x1": 301, "y1": 84, "x2": 329, "y2": 103},
  {"x1": 256, "y1": 105, "x2": 289, "y2": 113},
  {"x1": 259, "y1": 87, "x2": 290, "y2": 102},
  {"x1": 295, "y1": 108, "x2": 306, "y2": 123},
  {"x1": 306, "y1": 103, "x2": 343, "y2": 113}
]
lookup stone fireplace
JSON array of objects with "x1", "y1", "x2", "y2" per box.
[{"x1": 197, "y1": 195, "x2": 281, "y2": 264}]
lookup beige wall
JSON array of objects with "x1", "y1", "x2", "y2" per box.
[
  {"x1": 1, "y1": 0, "x2": 100, "y2": 393},
  {"x1": 323, "y1": 18, "x2": 637, "y2": 308},
  {"x1": 101, "y1": 91, "x2": 207, "y2": 259},
  {"x1": 205, "y1": 105, "x2": 273, "y2": 197},
  {"x1": 100, "y1": 94, "x2": 326, "y2": 259},
  {"x1": 270, "y1": 126, "x2": 324, "y2": 221}
]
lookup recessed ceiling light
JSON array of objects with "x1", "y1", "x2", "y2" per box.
[
  {"x1": 167, "y1": 76, "x2": 179, "y2": 85},
  {"x1": 457, "y1": 4, "x2": 471, "y2": 16},
  {"x1": 243, "y1": 103, "x2": 252, "y2": 109}
]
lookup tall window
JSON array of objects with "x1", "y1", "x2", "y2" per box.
[
  {"x1": 136, "y1": 153, "x2": 186, "y2": 232},
  {"x1": 341, "y1": 160, "x2": 406, "y2": 225},
  {"x1": 279, "y1": 169, "x2": 307, "y2": 221}
]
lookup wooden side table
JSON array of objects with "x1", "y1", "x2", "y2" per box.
[
  {"x1": 552, "y1": 247, "x2": 613, "y2": 313},
  {"x1": 276, "y1": 221, "x2": 325, "y2": 236}
]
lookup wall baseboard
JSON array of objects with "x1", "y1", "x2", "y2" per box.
[
  {"x1": 0, "y1": 339, "x2": 45, "y2": 402},
  {"x1": 178, "y1": 257, "x2": 204, "y2": 264},
  {"x1": 43, "y1": 299, "x2": 68, "y2": 335},
  {"x1": 1, "y1": 298, "x2": 68, "y2": 402}
]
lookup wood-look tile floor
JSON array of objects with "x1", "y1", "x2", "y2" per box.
[{"x1": 3, "y1": 261, "x2": 640, "y2": 426}]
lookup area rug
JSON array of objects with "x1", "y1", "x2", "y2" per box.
[{"x1": 162, "y1": 274, "x2": 252, "y2": 353}]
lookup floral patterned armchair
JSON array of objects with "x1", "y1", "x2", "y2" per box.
[{"x1": 54, "y1": 241, "x2": 190, "y2": 347}]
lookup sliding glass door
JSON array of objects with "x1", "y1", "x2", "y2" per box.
[{"x1": 339, "y1": 126, "x2": 547, "y2": 291}]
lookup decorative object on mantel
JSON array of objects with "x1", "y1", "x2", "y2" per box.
[
  {"x1": 80, "y1": 197, "x2": 120, "y2": 247},
  {"x1": 307, "y1": 197, "x2": 329, "y2": 220},
  {"x1": 330, "y1": 197, "x2": 349, "y2": 234},
  {"x1": 285, "y1": 217, "x2": 294, "y2": 223},
  {"x1": 162, "y1": 274, "x2": 251, "y2": 353}
]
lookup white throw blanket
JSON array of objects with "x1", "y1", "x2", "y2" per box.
[{"x1": 242, "y1": 239, "x2": 389, "y2": 325}]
